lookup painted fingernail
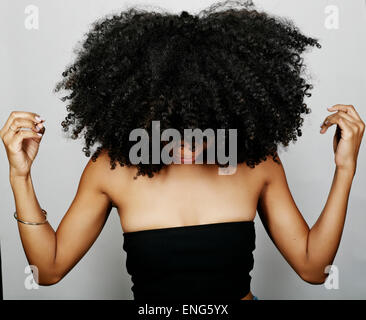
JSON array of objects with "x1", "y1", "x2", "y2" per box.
[{"x1": 35, "y1": 116, "x2": 45, "y2": 122}]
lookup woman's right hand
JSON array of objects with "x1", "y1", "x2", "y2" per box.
[{"x1": 0, "y1": 111, "x2": 45, "y2": 178}]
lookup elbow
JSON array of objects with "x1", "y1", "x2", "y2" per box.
[
  {"x1": 300, "y1": 273, "x2": 327, "y2": 285},
  {"x1": 37, "y1": 270, "x2": 63, "y2": 286},
  {"x1": 35, "y1": 260, "x2": 67, "y2": 286},
  {"x1": 298, "y1": 268, "x2": 327, "y2": 285},
  {"x1": 37, "y1": 275, "x2": 62, "y2": 286},
  {"x1": 38, "y1": 276, "x2": 62, "y2": 286}
]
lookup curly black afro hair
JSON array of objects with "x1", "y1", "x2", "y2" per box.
[{"x1": 54, "y1": 0, "x2": 321, "y2": 178}]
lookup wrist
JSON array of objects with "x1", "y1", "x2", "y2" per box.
[
  {"x1": 10, "y1": 171, "x2": 31, "y2": 184},
  {"x1": 335, "y1": 165, "x2": 356, "y2": 178}
]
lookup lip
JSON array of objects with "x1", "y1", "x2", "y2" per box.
[
  {"x1": 171, "y1": 152, "x2": 196, "y2": 163},
  {"x1": 178, "y1": 151, "x2": 197, "y2": 163},
  {"x1": 180, "y1": 156, "x2": 195, "y2": 163},
  {"x1": 172, "y1": 145, "x2": 203, "y2": 163}
]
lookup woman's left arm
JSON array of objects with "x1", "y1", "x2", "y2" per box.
[{"x1": 257, "y1": 104, "x2": 364, "y2": 284}]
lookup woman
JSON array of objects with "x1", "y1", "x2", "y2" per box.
[{"x1": 1, "y1": 1, "x2": 364, "y2": 300}]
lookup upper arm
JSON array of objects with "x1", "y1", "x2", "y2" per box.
[
  {"x1": 53, "y1": 150, "x2": 113, "y2": 281},
  {"x1": 257, "y1": 153, "x2": 310, "y2": 278}
]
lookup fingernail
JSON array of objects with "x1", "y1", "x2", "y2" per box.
[
  {"x1": 37, "y1": 133, "x2": 42, "y2": 136},
  {"x1": 35, "y1": 116, "x2": 45, "y2": 122}
]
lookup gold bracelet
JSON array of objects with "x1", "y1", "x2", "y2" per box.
[{"x1": 14, "y1": 209, "x2": 48, "y2": 225}]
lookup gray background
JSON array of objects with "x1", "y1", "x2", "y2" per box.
[{"x1": 0, "y1": 0, "x2": 365, "y2": 299}]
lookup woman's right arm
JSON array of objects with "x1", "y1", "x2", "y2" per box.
[{"x1": 1, "y1": 111, "x2": 114, "y2": 285}]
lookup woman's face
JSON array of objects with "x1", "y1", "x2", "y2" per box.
[{"x1": 171, "y1": 138, "x2": 214, "y2": 164}]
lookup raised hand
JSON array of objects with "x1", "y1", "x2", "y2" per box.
[
  {"x1": 320, "y1": 104, "x2": 364, "y2": 172},
  {"x1": 0, "y1": 111, "x2": 45, "y2": 178}
]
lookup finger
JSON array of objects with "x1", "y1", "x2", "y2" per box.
[
  {"x1": 337, "y1": 117, "x2": 354, "y2": 139},
  {"x1": 336, "y1": 111, "x2": 364, "y2": 132},
  {"x1": 327, "y1": 104, "x2": 361, "y2": 121},
  {"x1": 1, "y1": 111, "x2": 45, "y2": 134},
  {"x1": 8, "y1": 130, "x2": 43, "y2": 152},
  {"x1": 5, "y1": 124, "x2": 44, "y2": 145},
  {"x1": 335, "y1": 113, "x2": 362, "y2": 134},
  {"x1": 38, "y1": 125, "x2": 46, "y2": 135},
  {"x1": 320, "y1": 114, "x2": 354, "y2": 138},
  {"x1": 320, "y1": 113, "x2": 339, "y2": 133},
  {"x1": 7, "y1": 118, "x2": 44, "y2": 136},
  {"x1": 321, "y1": 111, "x2": 358, "y2": 129}
]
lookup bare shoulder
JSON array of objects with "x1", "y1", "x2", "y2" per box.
[
  {"x1": 253, "y1": 152, "x2": 285, "y2": 187},
  {"x1": 77, "y1": 149, "x2": 113, "y2": 194},
  {"x1": 227, "y1": 154, "x2": 284, "y2": 202},
  {"x1": 85, "y1": 148, "x2": 134, "y2": 196}
]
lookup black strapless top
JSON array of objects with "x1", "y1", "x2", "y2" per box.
[{"x1": 122, "y1": 220, "x2": 255, "y2": 300}]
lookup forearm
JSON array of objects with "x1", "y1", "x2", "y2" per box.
[
  {"x1": 10, "y1": 172, "x2": 58, "y2": 284},
  {"x1": 304, "y1": 166, "x2": 355, "y2": 282}
]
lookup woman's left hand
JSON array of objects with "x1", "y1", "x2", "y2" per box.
[{"x1": 320, "y1": 104, "x2": 365, "y2": 172}]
